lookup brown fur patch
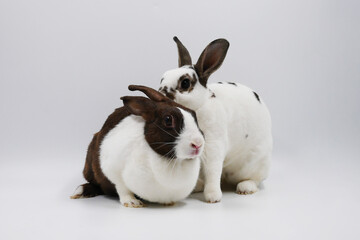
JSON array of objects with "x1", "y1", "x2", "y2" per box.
[
  {"x1": 78, "y1": 86, "x2": 200, "y2": 199},
  {"x1": 82, "y1": 108, "x2": 132, "y2": 197},
  {"x1": 173, "y1": 36, "x2": 192, "y2": 67},
  {"x1": 159, "y1": 86, "x2": 175, "y2": 100},
  {"x1": 176, "y1": 73, "x2": 197, "y2": 93},
  {"x1": 165, "y1": 92, "x2": 175, "y2": 100},
  {"x1": 194, "y1": 39, "x2": 229, "y2": 87},
  {"x1": 144, "y1": 102, "x2": 184, "y2": 158}
]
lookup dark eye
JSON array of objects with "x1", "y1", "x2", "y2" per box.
[
  {"x1": 181, "y1": 78, "x2": 191, "y2": 90},
  {"x1": 164, "y1": 115, "x2": 174, "y2": 128}
]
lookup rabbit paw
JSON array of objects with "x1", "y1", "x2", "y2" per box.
[
  {"x1": 204, "y1": 188, "x2": 222, "y2": 203},
  {"x1": 236, "y1": 180, "x2": 258, "y2": 195},
  {"x1": 121, "y1": 196, "x2": 144, "y2": 208}
]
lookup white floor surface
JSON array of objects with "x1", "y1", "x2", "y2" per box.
[{"x1": 1, "y1": 151, "x2": 359, "y2": 240}]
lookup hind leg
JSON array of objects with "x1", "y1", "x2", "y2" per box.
[
  {"x1": 192, "y1": 178, "x2": 205, "y2": 193},
  {"x1": 192, "y1": 169, "x2": 205, "y2": 193},
  {"x1": 71, "y1": 183, "x2": 103, "y2": 199},
  {"x1": 236, "y1": 156, "x2": 269, "y2": 195},
  {"x1": 225, "y1": 152, "x2": 270, "y2": 195}
]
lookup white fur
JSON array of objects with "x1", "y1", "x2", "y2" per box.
[
  {"x1": 160, "y1": 68, "x2": 273, "y2": 203},
  {"x1": 70, "y1": 185, "x2": 84, "y2": 199},
  {"x1": 99, "y1": 108, "x2": 204, "y2": 206},
  {"x1": 236, "y1": 180, "x2": 258, "y2": 194}
]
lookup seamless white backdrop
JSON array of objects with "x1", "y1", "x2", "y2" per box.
[{"x1": 1, "y1": 1, "x2": 359, "y2": 239}]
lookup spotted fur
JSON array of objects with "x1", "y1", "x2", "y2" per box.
[{"x1": 159, "y1": 37, "x2": 273, "y2": 203}]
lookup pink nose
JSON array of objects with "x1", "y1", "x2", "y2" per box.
[{"x1": 191, "y1": 143, "x2": 202, "y2": 150}]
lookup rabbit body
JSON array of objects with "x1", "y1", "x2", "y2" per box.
[
  {"x1": 199, "y1": 83, "x2": 271, "y2": 185},
  {"x1": 72, "y1": 86, "x2": 204, "y2": 207},
  {"x1": 100, "y1": 114, "x2": 201, "y2": 205},
  {"x1": 159, "y1": 37, "x2": 273, "y2": 202}
]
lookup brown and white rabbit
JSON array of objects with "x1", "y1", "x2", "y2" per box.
[
  {"x1": 71, "y1": 85, "x2": 204, "y2": 207},
  {"x1": 159, "y1": 37, "x2": 273, "y2": 203}
]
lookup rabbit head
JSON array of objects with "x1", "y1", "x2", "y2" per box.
[
  {"x1": 159, "y1": 37, "x2": 229, "y2": 110},
  {"x1": 124, "y1": 85, "x2": 204, "y2": 160}
]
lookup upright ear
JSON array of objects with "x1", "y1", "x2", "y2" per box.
[
  {"x1": 194, "y1": 39, "x2": 229, "y2": 87},
  {"x1": 121, "y1": 96, "x2": 156, "y2": 121},
  {"x1": 173, "y1": 36, "x2": 192, "y2": 67}
]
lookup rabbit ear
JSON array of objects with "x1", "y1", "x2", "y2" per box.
[
  {"x1": 173, "y1": 36, "x2": 192, "y2": 67},
  {"x1": 128, "y1": 85, "x2": 195, "y2": 113},
  {"x1": 128, "y1": 85, "x2": 168, "y2": 102},
  {"x1": 195, "y1": 39, "x2": 229, "y2": 87},
  {"x1": 121, "y1": 96, "x2": 156, "y2": 121}
]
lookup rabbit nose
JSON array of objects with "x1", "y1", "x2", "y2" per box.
[
  {"x1": 191, "y1": 143, "x2": 202, "y2": 150},
  {"x1": 191, "y1": 137, "x2": 203, "y2": 148}
]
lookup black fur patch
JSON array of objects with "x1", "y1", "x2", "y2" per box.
[
  {"x1": 176, "y1": 73, "x2": 197, "y2": 93},
  {"x1": 145, "y1": 105, "x2": 184, "y2": 159},
  {"x1": 228, "y1": 82, "x2": 237, "y2": 86},
  {"x1": 218, "y1": 82, "x2": 223, "y2": 84},
  {"x1": 253, "y1": 91, "x2": 260, "y2": 103},
  {"x1": 159, "y1": 86, "x2": 175, "y2": 100}
]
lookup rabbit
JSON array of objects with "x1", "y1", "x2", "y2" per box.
[
  {"x1": 158, "y1": 37, "x2": 273, "y2": 203},
  {"x1": 71, "y1": 85, "x2": 205, "y2": 207}
]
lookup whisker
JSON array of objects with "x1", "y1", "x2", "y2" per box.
[
  {"x1": 164, "y1": 148, "x2": 175, "y2": 159},
  {"x1": 166, "y1": 157, "x2": 173, "y2": 169},
  {"x1": 150, "y1": 142, "x2": 176, "y2": 148},
  {"x1": 150, "y1": 141, "x2": 175, "y2": 145},
  {"x1": 173, "y1": 128, "x2": 180, "y2": 136},
  {"x1": 153, "y1": 123, "x2": 177, "y2": 138},
  {"x1": 153, "y1": 143, "x2": 176, "y2": 151},
  {"x1": 170, "y1": 156, "x2": 178, "y2": 175}
]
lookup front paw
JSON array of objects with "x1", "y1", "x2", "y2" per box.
[
  {"x1": 120, "y1": 196, "x2": 144, "y2": 208},
  {"x1": 204, "y1": 188, "x2": 222, "y2": 203}
]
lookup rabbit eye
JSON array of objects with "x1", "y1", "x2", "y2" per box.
[
  {"x1": 163, "y1": 115, "x2": 174, "y2": 128},
  {"x1": 181, "y1": 78, "x2": 191, "y2": 90}
]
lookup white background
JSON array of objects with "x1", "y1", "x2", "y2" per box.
[{"x1": 1, "y1": 0, "x2": 359, "y2": 239}]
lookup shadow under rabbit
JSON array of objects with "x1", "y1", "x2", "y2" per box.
[{"x1": 189, "y1": 181, "x2": 265, "y2": 203}]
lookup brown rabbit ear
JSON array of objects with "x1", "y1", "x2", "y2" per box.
[
  {"x1": 121, "y1": 96, "x2": 156, "y2": 121},
  {"x1": 195, "y1": 39, "x2": 229, "y2": 87},
  {"x1": 128, "y1": 85, "x2": 195, "y2": 112},
  {"x1": 173, "y1": 36, "x2": 192, "y2": 67},
  {"x1": 128, "y1": 85, "x2": 168, "y2": 102}
]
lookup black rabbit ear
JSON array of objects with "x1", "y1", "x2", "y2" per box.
[
  {"x1": 195, "y1": 39, "x2": 229, "y2": 87},
  {"x1": 121, "y1": 96, "x2": 156, "y2": 121},
  {"x1": 173, "y1": 36, "x2": 192, "y2": 67}
]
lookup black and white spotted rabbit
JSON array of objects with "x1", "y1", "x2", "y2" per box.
[{"x1": 158, "y1": 37, "x2": 273, "y2": 203}]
